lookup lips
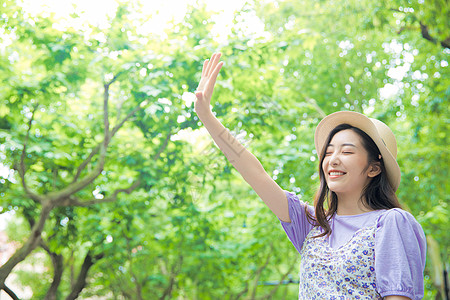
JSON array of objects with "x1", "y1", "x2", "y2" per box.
[
  {"x1": 328, "y1": 170, "x2": 347, "y2": 178},
  {"x1": 329, "y1": 171, "x2": 346, "y2": 176}
]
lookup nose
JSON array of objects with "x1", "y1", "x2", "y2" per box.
[{"x1": 328, "y1": 152, "x2": 340, "y2": 167}]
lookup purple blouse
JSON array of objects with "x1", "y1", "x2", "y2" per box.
[{"x1": 279, "y1": 190, "x2": 426, "y2": 299}]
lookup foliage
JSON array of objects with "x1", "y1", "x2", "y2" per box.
[{"x1": 0, "y1": 0, "x2": 448, "y2": 298}]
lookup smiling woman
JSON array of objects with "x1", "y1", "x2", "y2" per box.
[
  {"x1": 194, "y1": 53, "x2": 427, "y2": 299},
  {"x1": 282, "y1": 112, "x2": 426, "y2": 299}
]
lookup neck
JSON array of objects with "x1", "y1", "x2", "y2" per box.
[{"x1": 335, "y1": 191, "x2": 373, "y2": 216}]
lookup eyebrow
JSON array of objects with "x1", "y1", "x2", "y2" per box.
[{"x1": 327, "y1": 143, "x2": 357, "y2": 148}]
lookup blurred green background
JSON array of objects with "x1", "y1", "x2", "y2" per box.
[{"x1": 0, "y1": 0, "x2": 448, "y2": 298}]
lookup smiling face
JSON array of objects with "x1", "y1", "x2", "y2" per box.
[{"x1": 322, "y1": 129, "x2": 380, "y2": 199}]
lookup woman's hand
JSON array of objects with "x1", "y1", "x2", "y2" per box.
[{"x1": 194, "y1": 52, "x2": 224, "y2": 118}]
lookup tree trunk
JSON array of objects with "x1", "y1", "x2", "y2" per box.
[
  {"x1": 427, "y1": 236, "x2": 446, "y2": 298},
  {"x1": 0, "y1": 202, "x2": 52, "y2": 286},
  {"x1": 159, "y1": 255, "x2": 183, "y2": 300},
  {"x1": 43, "y1": 246, "x2": 64, "y2": 300},
  {"x1": 65, "y1": 251, "x2": 103, "y2": 300}
]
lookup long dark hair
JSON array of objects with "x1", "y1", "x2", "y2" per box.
[{"x1": 306, "y1": 123, "x2": 401, "y2": 238}]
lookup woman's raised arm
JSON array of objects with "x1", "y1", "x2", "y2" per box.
[{"x1": 194, "y1": 53, "x2": 290, "y2": 222}]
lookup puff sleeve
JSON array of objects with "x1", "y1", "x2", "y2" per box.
[
  {"x1": 278, "y1": 190, "x2": 314, "y2": 253},
  {"x1": 375, "y1": 208, "x2": 426, "y2": 300}
]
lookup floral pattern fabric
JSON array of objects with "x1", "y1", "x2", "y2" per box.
[{"x1": 298, "y1": 224, "x2": 382, "y2": 300}]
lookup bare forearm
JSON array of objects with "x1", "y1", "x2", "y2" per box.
[
  {"x1": 198, "y1": 112, "x2": 266, "y2": 181},
  {"x1": 193, "y1": 53, "x2": 289, "y2": 222}
]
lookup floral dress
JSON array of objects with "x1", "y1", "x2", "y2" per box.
[
  {"x1": 298, "y1": 225, "x2": 381, "y2": 299},
  {"x1": 279, "y1": 190, "x2": 426, "y2": 300}
]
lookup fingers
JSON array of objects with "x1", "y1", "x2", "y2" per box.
[
  {"x1": 203, "y1": 61, "x2": 223, "y2": 97},
  {"x1": 201, "y1": 59, "x2": 209, "y2": 77},
  {"x1": 198, "y1": 52, "x2": 223, "y2": 97},
  {"x1": 209, "y1": 61, "x2": 224, "y2": 85},
  {"x1": 204, "y1": 52, "x2": 221, "y2": 77},
  {"x1": 210, "y1": 53, "x2": 222, "y2": 75},
  {"x1": 203, "y1": 55, "x2": 214, "y2": 77}
]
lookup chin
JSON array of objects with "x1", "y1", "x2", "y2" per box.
[
  {"x1": 327, "y1": 184, "x2": 340, "y2": 192},
  {"x1": 327, "y1": 185, "x2": 349, "y2": 195}
]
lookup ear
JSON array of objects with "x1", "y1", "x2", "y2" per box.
[{"x1": 368, "y1": 162, "x2": 382, "y2": 178}]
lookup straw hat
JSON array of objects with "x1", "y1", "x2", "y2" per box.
[{"x1": 314, "y1": 111, "x2": 401, "y2": 192}]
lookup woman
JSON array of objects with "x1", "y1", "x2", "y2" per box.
[{"x1": 194, "y1": 53, "x2": 426, "y2": 299}]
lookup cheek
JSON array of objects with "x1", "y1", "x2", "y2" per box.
[
  {"x1": 322, "y1": 158, "x2": 328, "y2": 171},
  {"x1": 353, "y1": 155, "x2": 368, "y2": 167},
  {"x1": 348, "y1": 157, "x2": 369, "y2": 172}
]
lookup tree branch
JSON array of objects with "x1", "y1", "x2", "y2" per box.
[
  {"x1": 72, "y1": 98, "x2": 147, "y2": 185},
  {"x1": 441, "y1": 37, "x2": 450, "y2": 49},
  {"x1": 386, "y1": 7, "x2": 450, "y2": 49},
  {"x1": 71, "y1": 143, "x2": 102, "y2": 183},
  {"x1": 396, "y1": 21, "x2": 450, "y2": 49},
  {"x1": 250, "y1": 243, "x2": 274, "y2": 299},
  {"x1": 419, "y1": 21, "x2": 438, "y2": 44},
  {"x1": 41, "y1": 240, "x2": 64, "y2": 300},
  {"x1": 48, "y1": 150, "x2": 106, "y2": 203},
  {"x1": 1, "y1": 284, "x2": 20, "y2": 300},
  {"x1": 106, "y1": 71, "x2": 124, "y2": 87},
  {"x1": 258, "y1": 258, "x2": 298, "y2": 300},
  {"x1": 103, "y1": 83, "x2": 111, "y2": 146},
  {"x1": 233, "y1": 244, "x2": 274, "y2": 300},
  {"x1": 111, "y1": 100, "x2": 148, "y2": 138},
  {"x1": 52, "y1": 99, "x2": 146, "y2": 203},
  {"x1": 418, "y1": 22, "x2": 450, "y2": 48},
  {"x1": 153, "y1": 131, "x2": 172, "y2": 161},
  {"x1": 103, "y1": 71, "x2": 125, "y2": 145},
  {"x1": 233, "y1": 282, "x2": 249, "y2": 300},
  {"x1": 0, "y1": 201, "x2": 52, "y2": 285},
  {"x1": 65, "y1": 250, "x2": 104, "y2": 300},
  {"x1": 125, "y1": 233, "x2": 144, "y2": 300},
  {"x1": 70, "y1": 72, "x2": 126, "y2": 183},
  {"x1": 159, "y1": 256, "x2": 182, "y2": 300},
  {"x1": 18, "y1": 103, "x2": 43, "y2": 203},
  {"x1": 59, "y1": 180, "x2": 141, "y2": 207},
  {"x1": 71, "y1": 69, "x2": 148, "y2": 183}
]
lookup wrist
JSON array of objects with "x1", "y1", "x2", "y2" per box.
[{"x1": 195, "y1": 109, "x2": 215, "y2": 122}]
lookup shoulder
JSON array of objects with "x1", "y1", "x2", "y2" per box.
[
  {"x1": 375, "y1": 208, "x2": 426, "y2": 247},
  {"x1": 284, "y1": 190, "x2": 314, "y2": 215},
  {"x1": 376, "y1": 208, "x2": 421, "y2": 228}
]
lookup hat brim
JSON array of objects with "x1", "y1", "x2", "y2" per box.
[{"x1": 314, "y1": 111, "x2": 400, "y2": 192}]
